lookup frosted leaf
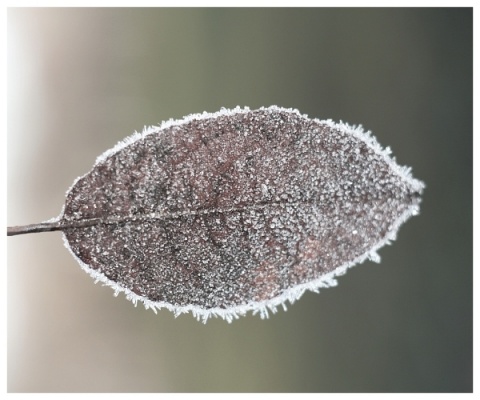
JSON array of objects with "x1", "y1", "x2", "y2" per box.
[{"x1": 19, "y1": 106, "x2": 425, "y2": 322}]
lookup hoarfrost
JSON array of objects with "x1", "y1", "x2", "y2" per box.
[{"x1": 60, "y1": 106, "x2": 424, "y2": 323}]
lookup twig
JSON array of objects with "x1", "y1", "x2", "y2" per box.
[{"x1": 7, "y1": 218, "x2": 102, "y2": 236}]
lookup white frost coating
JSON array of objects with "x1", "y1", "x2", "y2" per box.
[
  {"x1": 60, "y1": 105, "x2": 424, "y2": 323},
  {"x1": 60, "y1": 105, "x2": 425, "y2": 217},
  {"x1": 95, "y1": 106, "x2": 254, "y2": 165},
  {"x1": 62, "y1": 203, "x2": 417, "y2": 323},
  {"x1": 59, "y1": 106, "x2": 254, "y2": 220},
  {"x1": 90, "y1": 105, "x2": 424, "y2": 196},
  {"x1": 321, "y1": 118, "x2": 425, "y2": 194}
]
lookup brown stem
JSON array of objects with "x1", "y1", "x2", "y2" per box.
[{"x1": 7, "y1": 218, "x2": 102, "y2": 236}]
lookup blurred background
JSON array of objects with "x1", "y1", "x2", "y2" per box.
[{"x1": 7, "y1": 8, "x2": 472, "y2": 392}]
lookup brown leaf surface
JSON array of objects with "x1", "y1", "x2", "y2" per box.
[{"x1": 61, "y1": 106, "x2": 424, "y2": 322}]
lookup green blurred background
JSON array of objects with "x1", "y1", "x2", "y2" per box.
[{"x1": 7, "y1": 8, "x2": 472, "y2": 392}]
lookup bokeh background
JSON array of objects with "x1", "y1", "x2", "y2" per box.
[{"x1": 7, "y1": 8, "x2": 472, "y2": 392}]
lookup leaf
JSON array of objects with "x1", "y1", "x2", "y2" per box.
[{"x1": 10, "y1": 106, "x2": 425, "y2": 323}]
